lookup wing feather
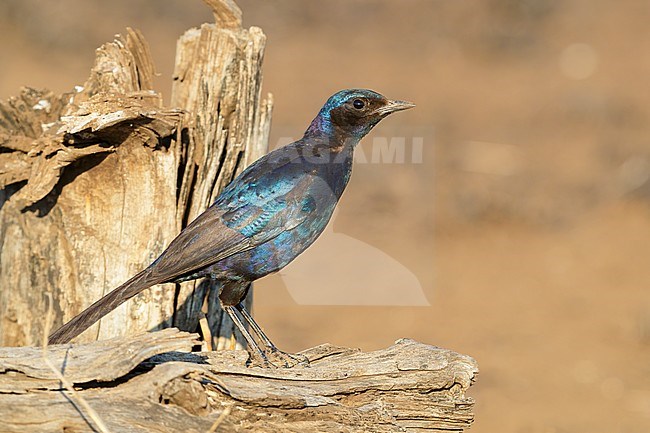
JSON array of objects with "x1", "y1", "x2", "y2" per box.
[
  {"x1": 147, "y1": 205, "x2": 252, "y2": 282},
  {"x1": 147, "y1": 149, "x2": 318, "y2": 283}
]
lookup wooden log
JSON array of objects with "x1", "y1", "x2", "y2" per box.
[
  {"x1": 0, "y1": 329, "x2": 478, "y2": 432},
  {"x1": 0, "y1": 0, "x2": 271, "y2": 347}
]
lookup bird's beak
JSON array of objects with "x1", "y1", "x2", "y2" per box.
[{"x1": 376, "y1": 99, "x2": 416, "y2": 116}]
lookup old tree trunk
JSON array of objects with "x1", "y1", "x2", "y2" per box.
[
  {"x1": 0, "y1": 1, "x2": 270, "y2": 349},
  {"x1": 0, "y1": 1, "x2": 478, "y2": 432}
]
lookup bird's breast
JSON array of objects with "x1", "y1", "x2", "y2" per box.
[{"x1": 211, "y1": 202, "x2": 336, "y2": 281}]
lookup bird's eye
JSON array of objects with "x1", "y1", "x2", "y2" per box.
[{"x1": 352, "y1": 99, "x2": 365, "y2": 109}]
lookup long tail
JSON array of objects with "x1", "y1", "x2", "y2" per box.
[{"x1": 48, "y1": 268, "x2": 159, "y2": 344}]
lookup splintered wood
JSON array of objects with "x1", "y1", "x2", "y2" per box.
[
  {"x1": 0, "y1": 0, "x2": 271, "y2": 347},
  {"x1": 0, "y1": 329, "x2": 478, "y2": 433}
]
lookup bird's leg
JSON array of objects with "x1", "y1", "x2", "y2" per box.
[
  {"x1": 221, "y1": 303, "x2": 271, "y2": 368},
  {"x1": 235, "y1": 302, "x2": 309, "y2": 367},
  {"x1": 234, "y1": 302, "x2": 276, "y2": 349}
]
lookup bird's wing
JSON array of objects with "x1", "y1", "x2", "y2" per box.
[
  {"x1": 146, "y1": 205, "x2": 250, "y2": 283},
  {"x1": 148, "y1": 162, "x2": 318, "y2": 283},
  {"x1": 221, "y1": 171, "x2": 317, "y2": 241}
]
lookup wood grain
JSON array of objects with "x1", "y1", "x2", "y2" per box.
[{"x1": 0, "y1": 329, "x2": 478, "y2": 433}]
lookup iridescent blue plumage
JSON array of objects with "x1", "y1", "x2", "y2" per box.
[
  {"x1": 48, "y1": 89, "x2": 414, "y2": 367},
  {"x1": 206, "y1": 141, "x2": 354, "y2": 282}
]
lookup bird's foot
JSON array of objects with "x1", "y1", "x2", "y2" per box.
[
  {"x1": 247, "y1": 347, "x2": 309, "y2": 368},
  {"x1": 264, "y1": 347, "x2": 310, "y2": 368}
]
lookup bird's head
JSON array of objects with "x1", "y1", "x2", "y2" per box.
[{"x1": 305, "y1": 89, "x2": 415, "y2": 144}]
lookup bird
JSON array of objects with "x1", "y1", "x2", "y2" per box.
[{"x1": 48, "y1": 89, "x2": 415, "y2": 367}]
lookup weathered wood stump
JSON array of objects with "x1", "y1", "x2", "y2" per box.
[
  {"x1": 0, "y1": 0, "x2": 270, "y2": 348},
  {"x1": 0, "y1": 329, "x2": 478, "y2": 432}
]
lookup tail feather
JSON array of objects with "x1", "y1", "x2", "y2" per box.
[{"x1": 48, "y1": 269, "x2": 158, "y2": 344}]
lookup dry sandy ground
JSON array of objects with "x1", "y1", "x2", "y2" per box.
[{"x1": 2, "y1": 1, "x2": 650, "y2": 432}]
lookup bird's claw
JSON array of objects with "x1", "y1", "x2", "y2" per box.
[
  {"x1": 264, "y1": 348, "x2": 310, "y2": 368},
  {"x1": 246, "y1": 347, "x2": 309, "y2": 368}
]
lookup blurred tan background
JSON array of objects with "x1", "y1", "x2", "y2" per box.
[{"x1": 2, "y1": 1, "x2": 650, "y2": 432}]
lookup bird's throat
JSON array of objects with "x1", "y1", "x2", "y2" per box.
[{"x1": 304, "y1": 115, "x2": 363, "y2": 149}]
